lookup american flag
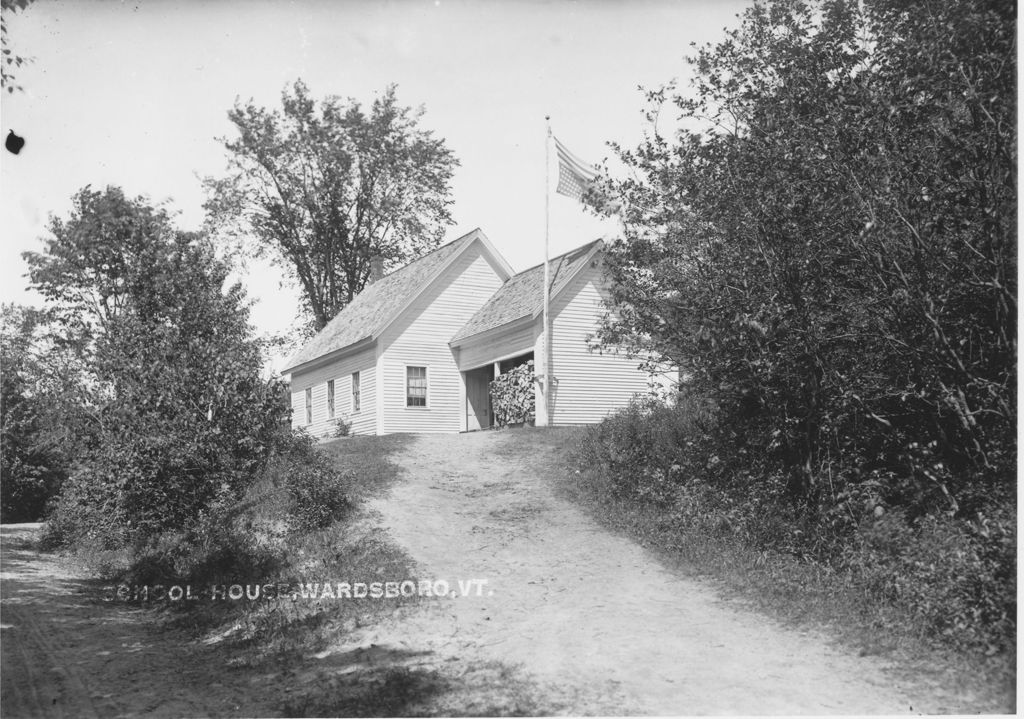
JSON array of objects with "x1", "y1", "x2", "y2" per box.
[{"x1": 554, "y1": 137, "x2": 597, "y2": 201}]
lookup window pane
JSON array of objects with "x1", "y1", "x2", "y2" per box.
[
  {"x1": 407, "y1": 366, "x2": 427, "y2": 407},
  {"x1": 327, "y1": 379, "x2": 335, "y2": 419},
  {"x1": 304, "y1": 387, "x2": 312, "y2": 425},
  {"x1": 352, "y1": 371, "x2": 360, "y2": 413}
]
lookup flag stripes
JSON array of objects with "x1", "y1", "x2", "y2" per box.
[{"x1": 554, "y1": 137, "x2": 597, "y2": 201}]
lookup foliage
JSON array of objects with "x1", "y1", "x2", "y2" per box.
[
  {"x1": 844, "y1": 505, "x2": 1015, "y2": 656},
  {"x1": 489, "y1": 361, "x2": 536, "y2": 427},
  {"x1": 279, "y1": 431, "x2": 351, "y2": 530},
  {"x1": 580, "y1": 0, "x2": 1015, "y2": 660},
  {"x1": 0, "y1": 304, "x2": 67, "y2": 521},
  {"x1": 331, "y1": 416, "x2": 351, "y2": 438},
  {"x1": 31, "y1": 186, "x2": 289, "y2": 545},
  {"x1": 204, "y1": 81, "x2": 459, "y2": 331},
  {"x1": 1, "y1": 0, "x2": 33, "y2": 94},
  {"x1": 593, "y1": 0, "x2": 1015, "y2": 519},
  {"x1": 574, "y1": 395, "x2": 716, "y2": 507},
  {"x1": 572, "y1": 401, "x2": 1015, "y2": 657}
]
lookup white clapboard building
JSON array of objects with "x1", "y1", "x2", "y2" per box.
[{"x1": 282, "y1": 228, "x2": 670, "y2": 435}]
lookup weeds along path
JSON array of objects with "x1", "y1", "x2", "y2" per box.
[
  {"x1": 0, "y1": 525, "x2": 276, "y2": 719},
  {"x1": 359, "y1": 429, "x2": 936, "y2": 716}
]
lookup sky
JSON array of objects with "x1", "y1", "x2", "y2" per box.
[{"x1": 1, "y1": 0, "x2": 750, "y2": 370}]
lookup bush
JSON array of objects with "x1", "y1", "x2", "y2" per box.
[
  {"x1": 331, "y1": 416, "x2": 351, "y2": 438},
  {"x1": 844, "y1": 507, "x2": 1016, "y2": 655},
  {"x1": 574, "y1": 394, "x2": 716, "y2": 506},
  {"x1": 119, "y1": 430, "x2": 355, "y2": 587},
  {"x1": 1, "y1": 304, "x2": 68, "y2": 523},
  {"x1": 573, "y1": 395, "x2": 1017, "y2": 657},
  {"x1": 125, "y1": 510, "x2": 286, "y2": 589},
  {"x1": 280, "y1": 432, "x2": 352, "y2": 530},
  {"x1": 41, "y1": 470, "x2": 129, "y2": 550}
]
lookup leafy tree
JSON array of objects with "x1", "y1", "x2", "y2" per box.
[
  {"x1": 0, "y1": 304, "x2": 66, "y2": 522},
  {"x1": 1, "y1": 0, "x2": 33, "y2": 93},
  {"x1": 29, "y1": 187, "x2": 289, "y2": 545},
  {"x1": 25, "y1": 186, "x2": 179, "y2": 342},
  {"x1": 593, "y1": 0, "x2": 1015, "y2": 520},
  {"x1": 205, "y1": 81, "x2": 459, "y2": 331}
]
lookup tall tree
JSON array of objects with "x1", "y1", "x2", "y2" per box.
[
  {"x1": 594, "y1": 0, "x2": 1015, "y2": 516},
  {"x1": 26, "y1": 186, "x2": 289, "y2": 545},
  {"x1": 25, "y1": 185, "x2": 178, "y2": 342},
  {"x1": 204, "y1": 81, "x2": 459, "y2": 331}
]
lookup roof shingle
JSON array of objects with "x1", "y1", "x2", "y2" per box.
[
  {"x1": 283, "y1": 232, "x2": 477, "y2": 372},
  {"x1": 451, "y1": 239, "x2": 602, "y2": 343}
]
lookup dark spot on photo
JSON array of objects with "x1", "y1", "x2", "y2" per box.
[{"x1": 6, "y1": 130, "x2": 25, "y2": 155}]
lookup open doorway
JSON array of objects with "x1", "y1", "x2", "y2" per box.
[{"x1": 464, "y1": 364, "x2": 494, "y2": 431}]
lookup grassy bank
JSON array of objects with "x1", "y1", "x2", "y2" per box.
[
  {"x1": 558, "y1": 406, "x2": 1015, "y2": 712},
  {"x1": 62, "y1": 433, "x2": 447, "y2": 714},
  {"x1": 60, "y1": 432, "x2": 567, "y2": 717}
]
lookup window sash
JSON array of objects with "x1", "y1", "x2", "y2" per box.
[
  {"x1": 351, "y1": 371, "x2": 361, "y2": 413},
  {"x1": 327, "y1": 379, "x2": 335, "y2": 419},
  {"x1": 304, "y1": 387, "x2": 312, "y2": 425},
  {"x1": 406, "y1": 366, "x2": 427, "y2": 407}
]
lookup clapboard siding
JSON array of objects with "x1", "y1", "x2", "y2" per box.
[
  {"x1": 378, "y1": 245, "x2": 506, "y2": 433},
  {"x1": 455, "y1": 318, "x2": 536, "y2": 370},
  {"x1": 546, "y1": 264, "x2": 650, "y2": 425},
  {"x1": 290, "y1": 346, "x2": 377, "y2": 437}
]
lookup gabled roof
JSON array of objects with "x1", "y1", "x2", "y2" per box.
[
  {"x1": 451, "y1": 239, "x2": 604, "y2": 345},
  {"x1": 283, "y1": 228, "x2": 510, "y2": 374}
]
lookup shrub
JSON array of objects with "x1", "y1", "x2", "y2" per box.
[
  {"x1": 0, "y1": 304, "x2": 68, "y2": 523},
  {"x1": 331, "y1": 416, "x2": 351, "y2": 438},
  {"x1": 280, "y1": 432, "x2": 352, "y2": 530},
  {"x1": 843, "y1": 507, "x2": 1016, "y2": 655},
  {"x1": 574, "y1": 393, "x2": 716, "y2": 506},
  {"x1": 573, "y1": 395, "x2": 1017, "y2": 657},
  {"x1": 41, "y1": 469, "x2": 128, "y2": 550}
]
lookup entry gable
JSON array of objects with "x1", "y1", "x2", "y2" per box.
[
  {"x1": 450, "y1": 239, "x2": 604, "y2": 347},
  {"x1": 283, "y1": 228, "x2": 512, "y2": 375}
]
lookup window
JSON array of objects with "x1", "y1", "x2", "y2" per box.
[
  {"x1": 406, "y1": 366, "x2": 427, "y2": 407},
  {"x1": 351, "y1": 371, "x2": 361, "y2": 413},
  {"x1": 327, "y1": 379, "x2": 335, "y2": 419},
  {"x1": 304, "y1": 387, "x2": 312, "y2": 425}
]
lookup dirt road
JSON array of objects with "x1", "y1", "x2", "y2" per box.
[
  {"x1": 0, "y1": 525, "x2": 279, "y2": 718},
  {"x1": 359, "y1": 430, "x2": 938, "y2": 715},
  {"x1": 1, "y1": 430, "x2": 984, "y2": 716}
]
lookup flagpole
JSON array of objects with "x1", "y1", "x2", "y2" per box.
[{"x1": 542, "y1": 116, "x2": 552, "y2": 427}]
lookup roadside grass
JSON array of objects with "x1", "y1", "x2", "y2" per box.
[
  {"x1": 90, "y1": 431, "x2": 569, "y2": 717},
  {"x1": 548, "y1": 426, "x2": 1014, "y2": 713},
  {"x1": 156, "y1": 434, "x2": 423, "y2": 656}
]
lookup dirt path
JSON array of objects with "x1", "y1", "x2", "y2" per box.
[
  {"x1": 0, "y1": 525, "x2": 281, "y2": 719},
  {"x1": 356, "y1": 430, "x2": 943, "y2": 715},
  {"x1": 1, "y1": 432, "x2": 980, "y2": 716}
]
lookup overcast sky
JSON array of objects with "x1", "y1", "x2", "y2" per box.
[{"x1": 1, "y1": 0, "x2": 749, "y2": 366}]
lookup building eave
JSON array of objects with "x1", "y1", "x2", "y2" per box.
[
  {"x1": 281, "y1": 336, "x2": 376, "y2": 377},
  {"x1": 449, "y1": 313, "x2": 534, "y2": 349},
  {"x1": 370, "y1": 228, "x2": 513, "y2": 344}
]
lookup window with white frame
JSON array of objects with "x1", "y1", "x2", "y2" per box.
[
  {"x1": 304, "y1": 387, "x2": 312, "y2": 425},
  {"x1": 406, "y1": 366, "x2": 427, "y2": 407},
  {"x1": 327, "y1": 379, "x2": 335, "y2": 419},
  {"x1": 351, "y1": 371, "x2": 361, "y2": 413}
]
